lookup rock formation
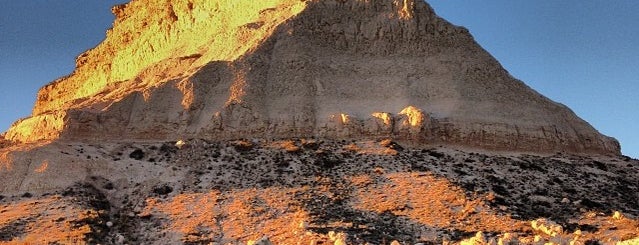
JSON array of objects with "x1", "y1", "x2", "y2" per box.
[
  {"x1": 1, "y1": 1, "x2": 637, "y2": 243},
  {"x1": 3, "y1": 0, "x2": 620, "y2": 155}
]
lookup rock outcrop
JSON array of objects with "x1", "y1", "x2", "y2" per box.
[{"x1": 3, "y1": 0, "x2": 619, "y2": 155}]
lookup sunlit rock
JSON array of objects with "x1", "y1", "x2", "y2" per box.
[{"x1": 2, "y1": 0, "x2": 620, "y2": 155}]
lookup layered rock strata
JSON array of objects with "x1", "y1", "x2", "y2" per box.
[{"x1": 3, "y1": 0, "x2": 619, "y2": 154}]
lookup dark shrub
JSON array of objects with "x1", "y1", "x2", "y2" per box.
[{"x1": 129, "y1": 149, "x2": 145, "y2": 160}]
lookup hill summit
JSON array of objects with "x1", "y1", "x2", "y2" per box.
[{"x1": 4, "y1": 0, "x2": 619, "y2": 155}]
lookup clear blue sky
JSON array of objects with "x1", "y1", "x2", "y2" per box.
[
  {"x1": 0, "y1": 0, "x2": 129, "y2": 130},
  {"x1": 0, "y1": 1, "x2": 637, "y2": 158},
  {"x1": 428, "y1": 1, "x2": 639, "y2": 158}
]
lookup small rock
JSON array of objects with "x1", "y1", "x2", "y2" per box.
[
  {"x1": 613, "y1": 211, "x2": 624, "y2": 220},
  {"x1": 531, "y1": 218, "x2": 563, "y2": 237},
  {"x1": 498, "y1": 233, "x2": 517, "y2": 245},
  {"x1": 153, "y1": 184, "x2": 173, "y2": 195},
  {"x1": 533, "y1": 235, "x2": 542, "y2": 242},
  {"x1": 175, "y1": 140, "x2": 187, "y2": 149},
  {"x1": 460, "y1": 231, "x2": 486, "y2": 245},
  {"x1": 129, "y1": 149, "x2": 145, "y2": 160},
  {"x1": 328, "y1": 231, "x2": 347, "y2": 245},
  {"x1": 106, "y1": 221, "x2": 114, "y2": 227},
  {"x1": 561, "y1": 198, "x2": 570, "y2": 203},
  {"x1": 328, "y1": 231, "x2": 338, "y2": 241},
  {"x1": 115, "y1": 233, "x2": 125, "y2": 244},
  {"x1": 299, "y1": 221, "x2": 308, "y2": 229},
  {"x1": 247, "y1": 236, "x2": 272, "y2": 245}
]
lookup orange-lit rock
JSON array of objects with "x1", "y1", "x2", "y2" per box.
[
  {"x1": 3, "y1": 0, "x2": 620, "y2": 155},
  {"x1": 371, "y1": 112, "x2": 393, "y2": 126}
]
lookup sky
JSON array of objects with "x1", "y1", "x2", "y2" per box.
[
  {"x1": 0, "y1": 0, "x2": 129, "y2": 130},
  {"x1": 426, "y1": 1, "x2": 639, "y2": 158},
  {"x1": 0, "y1": 1, "x2": 637, "y2": 158}
]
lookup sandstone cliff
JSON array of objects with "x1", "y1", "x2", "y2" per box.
[{"x1": 3, "y1": 0, "x2": 620, "y2": 155}]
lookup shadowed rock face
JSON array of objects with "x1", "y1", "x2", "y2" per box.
[{"x1": 3, "y1": 0, "x2": 619, "y2": 155}]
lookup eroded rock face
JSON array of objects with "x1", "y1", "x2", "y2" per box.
[{"x1": 3, "y1": 0, "x2": 620, "y2": 155}]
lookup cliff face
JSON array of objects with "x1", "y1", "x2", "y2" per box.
[
  {"x1": 6, "y1": 0, "x2": 308, "y2": 142},
  {"x1": 4, "y1": 0, "x2": 620, "y2": 155}
]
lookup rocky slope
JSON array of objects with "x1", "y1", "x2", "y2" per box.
[
  {"x1": 3, "y1": 0, "x2": 619, "y2": 155},
  {"x1": 0, "y1": 139, "x2": 637, "y2": 244}
]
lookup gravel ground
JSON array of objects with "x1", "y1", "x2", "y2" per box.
[{"x1": 1, "y1": 139, "x2": 637, "y2": 244}]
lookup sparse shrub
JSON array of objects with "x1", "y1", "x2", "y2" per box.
[
  {"x1": 453, "y1": 168, "x2": 468, "y2": 176},
  {"x1": 592, "y1": 161, "x2": 608, "y2": 171},
  {"x1": 580, "y1": 198, "x2": 603, "y2": 209},
  {"x1": 129, "y1": 149, "x2": 145, "y2": 160},
  {"x1": 275, "y1": 158, "x2": 290, "y2": 168},
  {"x1": 532, "y1": 188, "x2": 548, "y2": 196},
  {"x1": 103, "y1": 183, "x2": 114, "y2": 190},
  {"x1": 426, "y1": 150, "x2": 444, "y2": 158},
  {"x1": 517, "y1": 160, "x2": 546, "y2": 172},
  {"x1": 210, "y1": 150, "x2": 221, "y2": 158},
  {"x1": 153, "y1": 184, "x2": 173, "y2": 196},
  {"x1": 491, "y1": 185, "x2": 509, "y2": 196},
  {"x1": 0, "y1": 137, "x2": 10, "y2": 149},
  {"x1": 159, "y1": 142, "x2": 178, "y2": 154},
  {"x1": 533, "y1": 200, "x2": 551, "y2": 209},
  {"x1": 314, "y1": 151, "x2": 342, "y2": 169}
]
